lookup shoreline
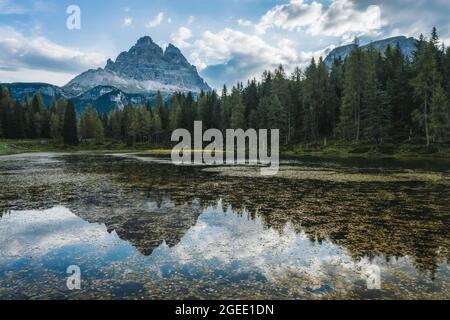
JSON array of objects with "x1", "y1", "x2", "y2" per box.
[{"x1": 1, "y1": 139, "x2": 450, "y2": 161}]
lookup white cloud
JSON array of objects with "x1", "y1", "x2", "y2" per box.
[
  {"x1": 353, "y1": 0, "x2": 450, "y2": 41},
  {"x1": 256, "y1": 0, "x2": 383, "y2": 39},
  {"x1": 194, "y1": 28, "x2": 301, "y2": 68},
  {"x1": 0, "y1": 26, "x2": 107, "y2": 85},
  {"x1": 187, "y1": 16, "x2": 195, "y2": 26},
  {"x1": 146, "y1": 12, "x2": 164, "y2": 28},
  {"x1": 167, "y1": 17, "x2": 172, "y2": 24},
  {"x1": 0, "y1": 207, "x2": 121, "y2": 257},
  {"x1": 0, "y1": 0, "x2": 27, "y2": 15},
  {"x1": 237, "y1": 19, "x2": 252, "y2": 27},
  {"x1": 0, "y1": 68, "x2": 75, "y2": 86},
  {"x1": 171, "y1": 27, "x2": 193, "y2": 48},
  {"x1": 193, "y1": 28, "x2": 318, "y2": 88},
  {"x1": 122, "y1": 17, "x2": 133, "y2": 28}
]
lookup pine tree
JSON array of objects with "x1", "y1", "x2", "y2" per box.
[
  {"x1": 29, "y1": 92, "x2": 46, "y2": 138},
  {"x1": 289, "y1": 67, "x2": 304, "y2": 143},
  {"x1": 443, "y1": 47, "x2": 450, "y2": 99},
  {"x1": 50, "y1": 113, "x2": 61, "y2": 140},
  {"x1": 108, "y1": 107, "x2": 123, "y2": 140},
  {"x1": 242, "y1": 79, "x2": 259, "y2": 128},
  {"x1": 130, "y1": 106, "x2": 151, "y2": 143},
  {"x1": 79, "y1": 105, "x2": 98, "y2": 140},
  {"x1": 93, "y1": 117, "x2": 105, "y2": 144},
  {"x1": 220, "y1": 86, "x2": 232, "y2": 131},
  {"x1": 0, "y1": 87, "x2": 12, "y2": 138},
  {"x1": 121, "y1": 104, "x2": 135, "y2": 144},
  {"x1": 384, "y1": 44, "x2": 413, "y2": 140},
  {"x1": 272, "y1": 65, "x2": 292, "y2": 143},
  {"x1": 230, "y1": 87, "x2": 246, "y2": 129},
  {"x1": 338, "y1": 43, "x2": 367, "y2": 141},
  {"x1": 12, "y1": 100, "x2": 26, "y2": 138},
  {"x1": 430, "y1": 85, "x2": 450, "y2": 143},
  {"x1": 155, "y1": 91, "x2": 168, "y2": 134},
  {"x1": 302, "y1": 58, "x2": 319, "y2": 141},
  {"x1": 316, "y1": 58, "x2": 330, "y2": 140},
  {"x1": 411, "y1": 33, "x2": 442, "y2": 146},
  {"x1": 49, "y1": 99, "x2": 64, "y2": 141},
  {"x1": 327, "y1": 58, "x2": 344, "y2": 139},
  {"x1": 63, "y1": 101, "x2": 78, "y2": 146},
  {"x1": 169, "y1": 96, "x2": 183, "y2": 131},
  {"x1": 363, "y1": 47, "x2": 391, "y2": 144},
  {"x1": 151, "y1": 111, "x2": 163, "y2": 143},
  {"x1": 181, "y1": 92, "x2": 195, "y2": 133}
]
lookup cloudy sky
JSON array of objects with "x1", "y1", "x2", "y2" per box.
[{"x1": 1, "y1": 0, "x2": 450, "y2": 89}]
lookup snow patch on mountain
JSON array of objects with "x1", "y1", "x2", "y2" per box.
[{"x1": 64, "y1": 36, "x2": 210, "y2": 96}]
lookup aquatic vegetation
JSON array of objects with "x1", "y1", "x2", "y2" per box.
[{"x1": 0, "y1": 153, "x2": 449, "y2": 299}]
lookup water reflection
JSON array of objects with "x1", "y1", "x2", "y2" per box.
[
  {"x1": 0, "y1": 153, "x2": 449, "y2": 299},
  {"x1": 0, "y1": 201, "x2": 448, "y2": 299}
]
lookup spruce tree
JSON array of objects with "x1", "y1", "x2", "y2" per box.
[
  {"x1": 411, "y1": 33, "x2": 442, "y2": 146},
  {"x1": 338, "y1": 43, "x2": 367, "y2": 141},
  {"x1": 364, "y1": 46, "x2": 391, "y2": 144},
  {"x1": 230, "y1": 87, "x2": 246, "y2": 129},
  {"x1": 94, "y1": 117, "x2": 105, "y2": 144},
  {"x1": 13, "y1": 100, "x2": 26, "y2": 138},
  {"x1": 169, "y1": 97, "x2": 183, "y2": 131},
  {"x1": 430, "y1": 85, "x2": 450, "y2": 143},
  {"x1": 327, "y1": 58, "x2": 344, "y2": 139},
  {"x1": 302, "y1": 58, "x2": 319, "y2": 141},
  {"x1": 63, "y1": 101, "x2": 78, "y2": 146}
]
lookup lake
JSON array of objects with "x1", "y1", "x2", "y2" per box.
[{"x1": 0, "y1": 152, "x2": 449, "y2": 299}]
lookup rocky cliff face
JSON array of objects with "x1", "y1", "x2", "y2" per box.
[{"x1": 64, "y1": 36, "x2": 211, "y2": 96}]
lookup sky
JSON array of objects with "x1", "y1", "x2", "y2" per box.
[{"x1": 1, "y1": 0, "x2": 450, "y2": 89}]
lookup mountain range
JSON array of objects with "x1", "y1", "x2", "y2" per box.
[
  {"x1": 2, "y1": 36, "x2": 210, "y2": 113},
  {"x1": 1, "y1": 35, "x2": 418, "y2": 114}
]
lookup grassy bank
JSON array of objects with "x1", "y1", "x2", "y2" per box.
[
  {"x1": 0, "y1": 139, "x2": 163, "y2": 156},
  {"x1": 1, "y1": 139, "x2": 450, "y2": 160},
  {"x1": 282, "y1": 141, "x2": 450, "y2": 160}
]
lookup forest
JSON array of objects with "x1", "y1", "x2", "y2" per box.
[{"x1": 1, "y1": 28, "x2": 449, "y2": 152}]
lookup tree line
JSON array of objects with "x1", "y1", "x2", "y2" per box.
[{"x1": 1, "y1": 28, "x2": 449, "y2": 147}]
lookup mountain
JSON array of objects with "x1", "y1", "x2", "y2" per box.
[
  {"x1": 1, "y1": 83, "x2": 66, "y2": 107},
  {"x1": 324, "y1": 36, "x2": 417, "y2": 66},
  {"x1": 64, "y1": 36, "x2": 211, "y2": 96},
  {"x1": 70, "y1": 86, "x2": 166, "y2": 114},
  {"x1": 1, "y1": 36, "x2": 210, "y2": 113},
  {"x1": 1, "y1": 82, "x2": 170, "y2": 114}
]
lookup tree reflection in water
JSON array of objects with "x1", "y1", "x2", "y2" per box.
[{"x1": 0, "y1": 153, "x2": 449, "y2": 299}]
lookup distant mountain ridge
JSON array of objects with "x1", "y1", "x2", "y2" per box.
[{"x1": 324, "y1": 36, "x2": 417, "y2": 66}]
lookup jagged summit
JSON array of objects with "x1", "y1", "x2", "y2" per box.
[{"x1": 63, "y1": 36, "x2": 211, "y2": 97}]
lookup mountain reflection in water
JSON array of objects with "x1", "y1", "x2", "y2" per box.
[{"x1": 0, "y1": 153, "x2": 449, "y2": 299}]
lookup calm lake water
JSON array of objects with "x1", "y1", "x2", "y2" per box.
[{"x1": 0, "y1": 152, "x2": 449, "y2": 299}]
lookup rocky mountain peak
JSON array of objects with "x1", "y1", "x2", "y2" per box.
[
  {"x1": 164, "y1": 43, "x2": 189, "y2": 65},
  {"x1": 64, "y1": 36, "x2": 211, "y2": 96},
  {"x1": 136, "y1": 35, "x2": 155, "y2": 46}
]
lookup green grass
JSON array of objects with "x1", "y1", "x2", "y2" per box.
[
  {"x1": 0, "y1": 139, "x2": 150, "y2": 155},
  {"x1": 0, "y1": 140, "x2": 56, "y2": 155},
  {"x1": 282, "y1": 141, "x2": 450, "y2": 160},
  {"x1": 1, "y1": 139, "x2": 450, "y2": 161}
]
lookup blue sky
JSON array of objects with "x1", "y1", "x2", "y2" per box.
[{"x1": 1, "y1": 0, "x2": 450, "y2": 89}]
